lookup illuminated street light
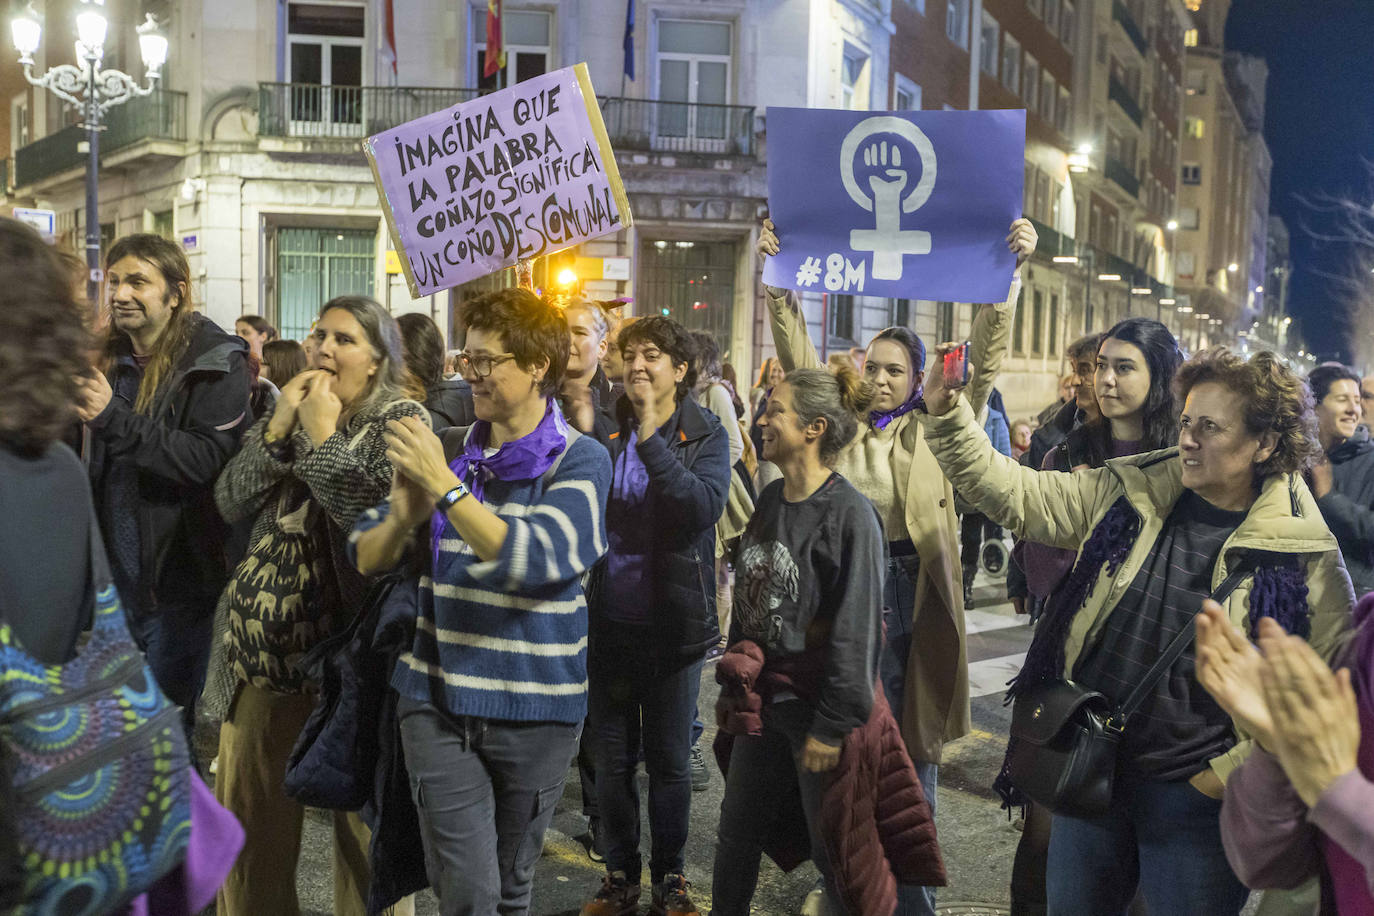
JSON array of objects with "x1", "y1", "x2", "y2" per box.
[
  {"x1": 1052, "y1": 255, "x2": 1079, "y2": 264},
  {"x1": 1227, "y1": 263, "x2": 1239, "y2": 273},
  {"x1": 556, "y1": 267, "x2": 578, "y2": 286},
  {"x1": 1166, "y1": 219, "x2": 1179, "y2": 231},
  {"x1": 1097, "y1": 273, "x2": 1122, "y2": 282}
]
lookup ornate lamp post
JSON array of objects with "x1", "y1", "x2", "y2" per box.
[{"x1": 11, "y1": 1, "x2": 168, "y2": 306}]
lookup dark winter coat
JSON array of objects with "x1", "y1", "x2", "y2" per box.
[
  {"x1": 587, "y1": 395, "x2": 731, "y2": 658},
  {"x1": 87, "y1": 313, "x2": 251, "y2": 615},
  {"x1": 422, "y1": 378, "x2": 476, "y2": 431},
  {"x1": 1317, "y1": 427, "x2": 1374, "y2": 596},
  {"x1": 713, "y1": 641, "x2": 946, "y2": 915}
]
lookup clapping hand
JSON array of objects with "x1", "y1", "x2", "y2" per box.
[
  {"x1": 384, "y1": 415, "x2": 457, "y2": 501},
  {"x1": 1256, "y1": 618, "x2": 1361, "y2": 808},
  {"x1": 387, "y1": 467, "x2": 433, "y2": 529},
  {"x1": 1196, "y1": 599, "x2": 1275, "y2": 747}
]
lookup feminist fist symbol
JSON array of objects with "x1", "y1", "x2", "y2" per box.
[{"x1": 841, "y1": 117, "x2": 938, "y2": 281}]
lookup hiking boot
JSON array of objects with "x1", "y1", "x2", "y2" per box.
[
  {"x1": 580, "y1": 871, "x2": 639, "y2": 916},
  {"x1": 651, "y1": 874, "x2": 700, "y2": 916},
  {"x1": 689, "y1": 744, "x2": 709, "y2": 791}
]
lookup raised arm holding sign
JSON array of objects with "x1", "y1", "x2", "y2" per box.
[{"x1": 365, "y1": 63, "x2": 633, "y2": 298}]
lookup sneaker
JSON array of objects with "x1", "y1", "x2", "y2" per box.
[
  {"x1": 586, "y1": 818, "x2": 605, "y2": 864},
  {"x1": 651, "y1": 874, "x2": 700, "y2": 916},
  {"x1": 580, "y1": 871, "x2": 639, "y2": 916},
  {"x1": 689, "y1": 744, "x2": 709, "y2": 792}
]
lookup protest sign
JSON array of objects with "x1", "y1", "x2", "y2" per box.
[
  {"x1": 762, "y1": 107, "x2": 1025, "y2": 303},
  {"x1": 365, "y1": 63, "x2": 633, "y2": 298}
]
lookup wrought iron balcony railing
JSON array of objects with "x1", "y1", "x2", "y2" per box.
[
  {"x1": 598, "y1": 96, "x2": 756, "y2": 157},
  {"x1": 257, "y1": 83, "x2": 480, "y2": 139},
  {"x1": 13, "y1": 89, "x2": 186, "y2": 188}
]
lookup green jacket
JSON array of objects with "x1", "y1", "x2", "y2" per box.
[{"x1": 924, "y1": 397, "x2": 1354, "y2": 782}]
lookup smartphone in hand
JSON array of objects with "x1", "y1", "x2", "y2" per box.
[{"x1": 942, "y1": 341, "x2": 971, "y2": 389}]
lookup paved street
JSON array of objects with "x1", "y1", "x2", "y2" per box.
[{"x1": 290, "y1": 566, "x2": 1035, "y2": 915}]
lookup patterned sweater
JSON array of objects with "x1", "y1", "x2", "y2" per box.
[
  {"x1": 213, "y1": 397, "x2": 427, "y2": 686},
  {"x1": 352, "y1": 427, "x2": 611, "y2": 725}
]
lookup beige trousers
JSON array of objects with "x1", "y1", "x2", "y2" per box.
[{"x1": 214, "y1": 682, "x2": 414, "y2": 916}]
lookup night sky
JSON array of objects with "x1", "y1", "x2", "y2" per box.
[{"x1": 1226, "y1": 0, "x2": 1374, "y2": 362}]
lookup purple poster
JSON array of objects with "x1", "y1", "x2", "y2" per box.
[
  {"x1": 762, "y1": 107, "x2": 1026, "y2": 302},
  {"x1": 365, "y1": 64, "x2": 634, "y2": 298}
]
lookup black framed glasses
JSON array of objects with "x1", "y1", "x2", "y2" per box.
[{"x1": 455, "y1": 350, "x2": 517, "y2": 379}]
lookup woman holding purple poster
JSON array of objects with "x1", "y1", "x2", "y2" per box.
[{"x1": 756, "y1": 215, "x2": 1036, "y2": 916}]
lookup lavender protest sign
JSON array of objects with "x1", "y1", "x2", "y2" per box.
[
  {"x1": 762, "y1": 107, "x2": 1025, "y2": 303},
  {"x1": 365, "y1": 63, "x2": 633, "y2": 297}
]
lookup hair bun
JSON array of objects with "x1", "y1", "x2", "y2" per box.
[{"x1": 832, "y1": 363, "x2": 878, "y2": 415}]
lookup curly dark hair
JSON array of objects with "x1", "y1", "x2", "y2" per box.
[
  {"x1": 1174, "y1": 348, "x2": 1322, "y2": 478},
  {"x1": 460, "y1": 288, "x2": 568, "y2": 396},
  {"x1": 0, "y1": 221, "x2": 92, "y2": 454},
  {"x1": 618, "y1": 315, "x2": 699, "y2": 400}
]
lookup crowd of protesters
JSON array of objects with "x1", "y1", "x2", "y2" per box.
[{"x1": 3, "y1": 202, "x2": 1374, "y2": 916}]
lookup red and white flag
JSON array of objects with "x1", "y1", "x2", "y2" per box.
[
  {"x1": 381, "y1": 0, "x2": 397, "y2": 80},
  {"x1": 483, "y1": 0, "x2": 505, "y2": 80}
]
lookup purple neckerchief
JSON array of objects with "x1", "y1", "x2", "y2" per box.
[
  {"x1": 870, "y1": 389, "x2": 925, "y2": 431},
  {"x1": 429, "y1": 398, "x2": 568, "y2": 566}
]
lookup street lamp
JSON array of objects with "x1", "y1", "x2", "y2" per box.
[{"x1": 11, "y1": 1, "x2": 169, "y2": 307}]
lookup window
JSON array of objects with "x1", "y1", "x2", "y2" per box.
[
  {"x1": 1041, "y1": 71, "x2": 1056, "y2": 122},
  {"x1": 1012, "y1": 296, "x2": 1025, "y2": 354},
  {"x1": 9, "y1": 94, "x2": 28, "y2": 156},
  {"x1": 1056, "y1": 85, "x2": 1072, "y2": 134},
  {"x1": 894, "y1": 75, "x2": 922, "y2": 110},
  {"x1": 1022, "y1": 55, "x2": 1039, "y2": 110},
  {"x1": 1060, "y1": 0, "x2": 1076, "y2": 47},
  {"x1": 276, "y1": 227, "x2": 376, "y2": 341},
  {"x1": 657, "y1": 20, "x2": 732, "y2": 143},
  {"x1": 935, "y1": 302, "x2": 953, "y2": 347},
  {"x1": 1186, "y1": 69, "x2": 1207, "y2": 95},
  {"x1": 1181, "y1": 163, "x2": 1201, "y2": 184},
  {"x1": 829, "y1": 294, "x2": 855, "y2": 341},
  {"x1": 1050, "y1": 179, "x2": 1064, "y2": 227},
  {"x1": 150, "y1": 210, "x2": 173, "y2": 240},
  {"x1": 1049, "y1": 293, "x2": 1060, "y2": 355},
  {"x1": 946, "y1": 0, "x2": 969, "y2": 49},
  {"x1": 1184, "y1": 28, "x2": 1198, "y2": 47},
  {"x1": 1032, "y1": 290, "x2": 1044, "y2": 355},
  {"x1": 1185, "y1": 116, "x2": 1205, "y2": 138},
  {"x1": 902, "y1": 0, "x2": 927, "y2": 10},
  {"x1": 1179, "y1": 206, "x2": 1200, "y2": 229},
  {"x1": 1024, "y1": 162, "x2": 1036, "y2": 214},
  {"x1": 287, "y1": 2, "x2": 364, "y2": 135},
  {"x1": 1177, "y1": 250, "x2": 1196, "y2": 281},
  {"x1": 1044, "y1": 0, "x2": 1060, "y2": 36},
  {"x1": 1027, "y1": 0, "x2": 1044, "y2": 17},
  {"x1": 475, "y1": 8, "x2": 552, "y2": 91},
  {"x1": 980, "y1": 12, "x2": 999, "y2": 76},
  {"x1": 1001, "y1": 35, "x2": 1021, "y2": 92},
  {"x1": 841, "y1": 45, "x2": 869, "y2": 110},
  {"x1": 891, "y1": 299, "x2": 912, "y2": 328},
  {"x1": 1035, "y1": 170, "x2": 1051, "y2": 222}
]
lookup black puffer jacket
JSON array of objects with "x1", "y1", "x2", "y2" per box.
[
  {"x1": 587, "y1": 395, "x2": 731, "y2": 658},
  {"x1": 87, "y1": 313, "x2": 251, "y2": 616},
  {"x1": 422, "y1": 378, "x2": 475, "y2": 431},
  {"x1": 1317, "y1": 426, "x2": 1374, "y2": 595}
]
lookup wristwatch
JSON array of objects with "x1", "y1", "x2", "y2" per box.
[{"x1": 435, "y1": 480, "x2": 470, "y2": 512}]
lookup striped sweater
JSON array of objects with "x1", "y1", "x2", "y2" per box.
[{"x1": 350, "y1": 428, "x2": 611, "y2": 724}]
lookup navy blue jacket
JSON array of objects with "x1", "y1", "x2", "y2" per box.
[{"x1": 587, "y1": 395, "x2": 731, "y2": 658}]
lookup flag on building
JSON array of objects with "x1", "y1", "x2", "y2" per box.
[
  {"x1": 381, "y1": 0, "x2": 397, "y2": 81},
  {"x1": 623, "y1": 0, "x2": 635, "y2": 80},
  {"x1": 484, "y1": 0, "x2": 505, "y2": 80}
]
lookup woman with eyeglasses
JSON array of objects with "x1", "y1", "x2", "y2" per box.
[{"x1": 352, "y1": 288, "x2": 612, "y2": 916}]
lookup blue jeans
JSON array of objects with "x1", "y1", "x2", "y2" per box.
[
  {"x1": 881, "y1": 550, "x2": 938, "y2": 916},
  {"x1": 588, "y1": 651, "x2": 704, "y2": 884},
  {"x1": 397, "y1": 697, "x2": 580, "y2": 915},
  {"x1": 128, "y1": 598, "x2": 213, "y2": 738},
  {"x1": 711, "y1": 700, "x2": 842, "y2": 916},
  {"x1": 1046, "y1": 774, "x2": 1248, "y2": 916}
]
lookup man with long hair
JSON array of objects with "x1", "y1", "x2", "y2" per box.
[{"x1": 74, "y1": 234, "x2": 251, "y2": 733}]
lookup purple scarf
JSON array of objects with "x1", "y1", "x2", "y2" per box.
[{"x1": 429, "y1": 398, "x2": 569, "y2": 566}]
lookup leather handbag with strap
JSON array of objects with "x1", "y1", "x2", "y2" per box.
[{"x1": 1007, "y1": 557, "x2": 1254, "y2": 818}]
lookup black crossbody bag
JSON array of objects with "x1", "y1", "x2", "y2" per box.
[{"x1": 1006, "y1": 558, "x2": 1253, "y2": 818}]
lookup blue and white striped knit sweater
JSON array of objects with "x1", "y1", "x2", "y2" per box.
[{"x1": 349, "y1": 431, "x2": 611, "y2": 724}]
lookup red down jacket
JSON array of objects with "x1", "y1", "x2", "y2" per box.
[{"x1": 713, "y1": 640, "x2": 946, "y2": 915}]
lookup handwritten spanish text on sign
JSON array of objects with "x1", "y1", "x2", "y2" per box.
[
  {"x1": 763, "y1": 107, "x2": 1025, "y2": 303},
  {"x1": 365, "y1": 63, "x2": 633, "y2": 298}
]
